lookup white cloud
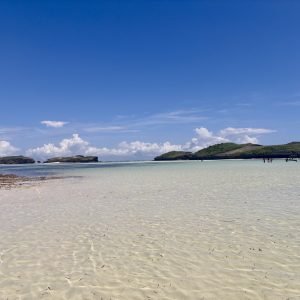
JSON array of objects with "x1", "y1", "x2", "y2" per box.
[
  {"x1": 0, "y1": 140, "x2": 19, "y2": 156},
  {"x1": 183, "y1": 127, "x2": 229, "y2": 152},
  {"x1": 83, "y1": 126, "x2": 139, "y2": 133},
  {"x1": 41, "y1": 121, "x2": 68, "y2": 128},
  {"x1": 84, "y1": 126, "x2": 126, "y2": 132},
  {"x1": 181, "y1": 126, "x2": 275, "y2": 152},
  {"x1": 86, "y1": 141, "x2": 182, "y2": 159},
  {"x1": 219, "y1": 127, "x2": 275, "y2": 137},
  {"x1": 26, "y1": 126, "x2": 275, "y2": 161},
  {"x1": 217, "y1": 127, "x2": 276, "y2": 145},
  {"x1": 235, "y1": 135, "x2": 259, "y2": 144},
  {"x1": 130, "y1": 109, "x2": 207, "y2": 127},
  {"x1": 27, "y1": 134, "x2": 88, "y2": 158},
  {"x1": 27, "y1": 134, "x2": 182, "y2": 160},
  {"x1": 119, "y1": 141, "x2": 182, "y2": 155}
]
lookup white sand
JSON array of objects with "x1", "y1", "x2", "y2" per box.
[{"x1": 0, "y1": 161, "x2": 299, "y2": 299}]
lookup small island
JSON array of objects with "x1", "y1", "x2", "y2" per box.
[
  {"x1": 0, "y1": 156, "x2": 35, "y2": 164},
  {"x1": 44, "y1": 155, "x2": 98, "y2": 163},
  {"x1": 154, "y1": 142, "x2": 300, "y2": 161}
]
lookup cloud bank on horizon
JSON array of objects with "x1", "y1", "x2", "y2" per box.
[{"x1": 2, "y1": 126, "x2": 273, "y2": 161}]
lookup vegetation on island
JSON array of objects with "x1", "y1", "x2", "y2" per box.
[
  {"x1": 155, "y1": 151, "x2": 193, "y2": 161},
  {"x1": 154, "y1": 142, "x2": 300, "y2": 161},
  {"x1": 0, "y1": 155, "x2": 98, "y2": 164},
  {"x1": 44, "y1": 155, "x2": 98, "y2": 163}
]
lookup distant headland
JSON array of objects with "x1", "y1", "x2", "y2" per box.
[{"x1": 154, "y1": 142, "x2": 300, "y2": 161}]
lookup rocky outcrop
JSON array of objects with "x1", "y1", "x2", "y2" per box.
[
  {"x1": 44, "y1": 155, "x2": 98, "y2": 163},
  {"x1": 0, "y1": 156, "x2": 35, "y2": 164}
]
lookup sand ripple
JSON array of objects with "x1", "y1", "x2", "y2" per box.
[{"x1": 0, "y1": 161, "x2": 299, "y2": 299}]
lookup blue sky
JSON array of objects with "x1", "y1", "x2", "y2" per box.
[{"x1": 0, "y1": 0, "x2": 300, "y2": 160}]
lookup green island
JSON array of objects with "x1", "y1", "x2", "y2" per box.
[
  {"x1": 0, "y1": 155, "x2": 98, "y2": 164},
  {"x1": 154, "y1": 142, "x2": 300, "y2": 161},
  {"x1": 0, "y1": 156, "x2": 35, "y2": 164},
  {"x1": 44, "y1": 155, "x2": 98, "y2": 163}
]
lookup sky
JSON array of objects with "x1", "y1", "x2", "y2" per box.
[{"x1": 0, "y1": 0, "x2": 300, "y2": 160}]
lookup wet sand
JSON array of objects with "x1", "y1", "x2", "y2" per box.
[
  {"x1": 0, "y1": 174, "x2": 63, "y2": 190},
  {"x1": 0, "y1": 174, "x2": 44, "y2": 190},
  {"x1": 0, "y1": 161, "x2": 299, "y2": 299}
]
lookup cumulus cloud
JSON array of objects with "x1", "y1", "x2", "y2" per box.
[
  {"x1": 181, "y1": 126, "x2": 275, "y2": 152},
  {"x1": 235, "y1": 135, "x2": 259, "y2": 144},
  {"x1": 0, "y1": 140, "x2": 19, "y2": 156},
  {"x1": 27, "y1": 134, "x2": 182, "y2": 160},
  {"x1": 41, "y1": 121, "x2": 68, "y2": 128},
  {"x1": 218, "y1": 127, "x2": 276, "y2": 145},
  {"x1": 27, "y1": 134, "x2": 88, "y2": 158},
  {"x1": 26, "y1": 126, "x2": 275, "y2": 161},
  {"x1": 119, "y1": 141, "x2": 182, "y2": 155},
  {"x1": 183, "y1": 127, "x2": 229, "y2": 151}
]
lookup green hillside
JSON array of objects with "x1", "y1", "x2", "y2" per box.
[
  {"x1": 154, "y1": 151, "x2": 192, "y2": 161},
  {"x1": 193, "y1": 143, "x2": 247, "y2": 158},
  {"x1": 238, "y1": 142, "x2": 300, "y2": 158},
  {"x1": 154, "y1": 142, "x2": 300, "y2": 161}
]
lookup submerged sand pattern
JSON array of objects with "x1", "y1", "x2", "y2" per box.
[{"x1": 0, "y1": 161, "x2": 299, "y2": 299}]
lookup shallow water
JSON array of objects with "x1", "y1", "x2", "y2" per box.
[{"x1": 0, "y1": 160, "x2": 299, "y2": 299}]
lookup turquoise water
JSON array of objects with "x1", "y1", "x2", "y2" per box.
[
  {"x1": 1, "y1": 159, "x2": 298, "y2": 178},
  {"x1": 0, "y1": 161, "x2": 161, "y2": 177}
]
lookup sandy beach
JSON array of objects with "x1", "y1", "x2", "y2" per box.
[{"x1": 0, "y1": 161, "x2": 299, "y2": 299}]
